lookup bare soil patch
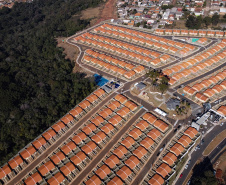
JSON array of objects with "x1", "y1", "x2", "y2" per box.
[
  {"x1": 80, "y1": 6, "x2": 104, "y2": 26},
  {"x1": 174, "y1": 19, "x2": 187, "y2": 29},
  {"x1": 203, "y1": 130, "x2": 226, "y2": 156}
]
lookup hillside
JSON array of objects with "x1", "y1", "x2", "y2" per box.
[{"x1": 0, "y1": 0, "x2": 103, "y2": 165}]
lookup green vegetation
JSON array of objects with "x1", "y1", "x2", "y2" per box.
[
  {"x1": 175, "y1": 100, "x2": 191, "y2": 115},
  {"x1": 0, "y1": 0, "x2": 103, "y2": 165},
  {"x1": 190, "y1": 157, "x2": 217, "y2": 185},
  {"x1": 186, "y1": 15, "x2": 203, "y2": 29},
  {"x1": 146, "y1": 69, "x2": 170, "y2": 94},
  {"x1": 161, "y1": 5, "x2": 174, "y2": 10}
]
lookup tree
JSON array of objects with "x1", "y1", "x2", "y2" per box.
[
  {"x1": 203, "y1": 16, "x2": 212, "y2": 27},
  {"x1": 185, "y1": 15, "x2": 202, "y2": 29},
  {"x1": 159, "y1": 83, "x2": 169, "y2": 95},
  {"x1": 212, "y1": 13, "x2": 220, "y2": 25}
]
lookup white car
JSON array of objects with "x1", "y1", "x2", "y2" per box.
[
  {"x1": 220, "y1": 122, "x2": 224, "y2": 126},
  {"x1": 185, "y1": 164, "x2": 188, "y2": 169}
]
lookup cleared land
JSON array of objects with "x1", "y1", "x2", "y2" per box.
[{"x1": 203, "y1": 130, "x2": 226, "y2": 156}]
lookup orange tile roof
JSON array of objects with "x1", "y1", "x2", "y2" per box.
[
  {"x1": 195, "y1": 92, "x2": 209, "y2": 102},
  {"x1": 147, "y1": 128, "x2": 161, "y2": 140},
  {"x1": 200, "y1": 79, "x2": 212, "y2": 88},
  {"x1": 116, "y1": 166, "x2": 132, "y2": 180},
  {"x1": 220, "y1": 80, "x2": 226, "y2": 88},
  {"x1": 61, "y1": 114, "x2": 74, "y2": 124},
  {"x1": 169, "y1": 78, "x2": 176, "y2": 85},
  {"x1": 212, "y1": 84, "x2": 224, "y2": 93},
  {"x1": 48, "y1": 172, "x2": 65, "y2": 185},
  {"x1": 91, "y1": 131, "x2": 106, "y2": 144},
  {"x1": 156, "y1": 163, "x2": 172, "y2": 178},
  {"x1": 60, "y1": 162, "x2": 76, "y2": 176},
  {"x1": 24, "y1": 172, "x2": 42, "y2": 185},
  {"x1": 121, "y1": 136, "x2": 135, "y2": 149},
  {"x1": 101, "y1": 123, "x2": 114, "y2": 135},
  {"x1": 81, "y1": 141, "x2": 97, "y2": 155},
  {"x1": 140, "y1": 137, "x2": 154, "y2": 149},
  {"x1": 42, "y1": 129, "x2": 56, "y2": 141},
  {"x1": 208, "y1": 76, "x2": 219, "y2": 84},
  {"x1": 148, "y1": 174, "x2": 164, "y2": 185},
  {"x1": 162, "y1": 152, "x2": 177, "y2": 166},
  {"x1": 172, "y1": 73, "x2": 183, "y2": 81},
  {"x1": 108, "y1": 115, "x2": 122, "y2": 126},
  {"x1": 143, "y1": 113, "x2": 157, "y2": 124},
  {"x1": 8, "y1": 155, "x2": 23, "y2": 169},
  {"x1": 192, "y1": 83, "x2": 205, "y2": 91},
  {"x1": 71, "y1": 132, "x2": 87, "y2": 145},
  {"x1": 20, "y1": 146, "x2": 36, "y2": 159},
  {"x1": 51, "y1": 151, "x2": 65, "y2": 165},
  {"x1": 0, "y1": 165, "x2": 11, "y2": 179},
  {"x1": 86, "y1": 94, "x2": 98, "y2": 103},
  {"x1": 135, "y1": 120, "x2": 150, "y2": 131},
  {"x1": 124, "y1": 101, "x2": 137, "y2": 111},
  {"x1": 217, "y1": 105, "x2": 226, "y2": 116},
  {"x1": 104, "y1": 154, "x2": 120, "y2": 169},
  {"x1": 129, "y1": 128, "x2": 142, "y2": 140},
  {"x1": 154, "y1": 120, "x2": 168, "y2": 133},
  {"x1": 170, "y1": 143, "x2": 185, "y2": 156},
  {"x1": 163, "y1": 69, "x2": 173, "y2": 76},
  {"x1": 82, "y1": 123, "x2": 96, "y2": 135},
  {"x1": 38, "y1": 161, "x2": 55, "y2": 176},
  {"x1": 178, "y1": 135, "x2": 192, "y2": 147},
  {"x1": 70, "y1": 151, "x2": 86, "y2": 165},
  {"x1": 32, "y1": 137, "x2": 46, "y2": 149},
  {"x1": 79, "y1": 100, "x2": 91, "y2": 110},
  {"x1": 216, "y1": 72, "x2": 225, "y2": 81},
  {"x1": 52, "y1": 121, "x2": 66, "y2": 133},
  {"x1": 151, "y1": 58, "x2": 161, "y2": 65},
  {"x1": 183, "y1": 86, "x2": 196, "y2": 95},
  {"x1": 61, "y1": 141, "x2": 77, "y2": 155},
  {"x1": 113, "y1": 145, "x2": 128, "y2": 159},
  {"x1": 95, "y1": 164, "x2": 111, "y2": 180},
  {"x1": 114, "y1": 94, "x2": 127, "y2": 104},
  {"x1": 124, "y1": 70, "x2": 136, "y2": 79},
  {"x1": 203, "y1": 89, "x2": 216, "y2": 98},
  {"x1": 133, "y1": 146, "x2": 148, "y2": 159},
  {"x1": 91, "y1": 116, "x2": 104, "y2": 126},
  {"x1": 99, "y1": 108, "x2": 113, "y2": 119},
  {"x1": 125, "y1": 155, "x2": 140, "y2": 170},
  {"x1": 184, "y1": 127, "x2": 198, "y2": 139}
]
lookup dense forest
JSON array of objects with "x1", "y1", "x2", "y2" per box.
[{"x1": 0, "y1": 0, "x2": 103, "y2": 165}]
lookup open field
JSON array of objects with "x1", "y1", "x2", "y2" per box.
[{"x1": 203, "y1": 130, "x2": 226, "y2": 156}]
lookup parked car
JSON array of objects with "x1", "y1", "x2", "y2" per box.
[
  {"x1": 220, "y1": 122, "x2": 224, "y2": 126},
  {"x1": 185, "y1": 164, "x2": 188, "y2": 169},
  {"x1": 180, "y1": 174, "x2": 183, "y2": 178}
]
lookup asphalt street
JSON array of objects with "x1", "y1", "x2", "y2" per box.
[{"x1": 175, "y1": 124, "x2": 226, "y2": 185}]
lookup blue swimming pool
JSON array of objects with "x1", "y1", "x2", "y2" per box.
[
  {"x1": 192, "y1": 38, "x2": 199, "y2": 42},
  {"x1": 94, "y1": 74, "x2": 109, "y2": 86}
]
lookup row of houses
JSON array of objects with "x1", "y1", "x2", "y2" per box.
[
  {"x1": 83, "y1": 49, "x2": 146, "y2": 80},
  {"x1": 95, "y1": 24, "x2": 196, "y2": 52},
  {"x1": 75, "y1": 34, "x2": 174, "y2": 67},
  {"x1": 183, "y1": 69, "x2": 226, "y2": 103},
  {"x1": 83, "y1": 112, "x2": 171, "y2": 185},
  {"x1": 163, "y1": 41, "x2": 226, "y2": 86},
  {"x1": 156, "y1": 29, "x2": 225, "y2": 37},
  {"x1": 18, "y1": 94, "x2": 140, "y2": 185},
  {"x1": 143, "y1": 126, "x2": 199, "y2": 185},
  {"x1": 0, "y1": 88, "x2": 109, "y2": 184}
]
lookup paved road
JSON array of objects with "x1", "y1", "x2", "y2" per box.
[
  {"x1": 69, "y1": 109, "x2": 146, "y2": 184},
  {"x1": 8, "y1": 92, "x2": 119, "y2": 185},
  {"x1": 175, "y1": 124, "x2": 226, "y2": 185},
  {"x1": 131, "y1": 130, "x2": 174, "y2": 185}
]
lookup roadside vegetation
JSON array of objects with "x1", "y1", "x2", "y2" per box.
[
  {"x1": 190, "y1": 157, "x2": 217, "y2": 185},
  {"x1": 146, "y1": 69, "x2": 170, "y2": 95},
  {"x1": 0, "y1": 0, "x2": 103, "y2": 165}
]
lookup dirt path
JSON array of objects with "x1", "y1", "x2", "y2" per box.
[{"x1": 95, "y1": 0, "x2": 118, "y2": 24}]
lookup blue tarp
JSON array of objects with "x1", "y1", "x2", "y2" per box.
[
  {"x1": 192, "y1": 38, "x2": 199, "y2": 42},
  {"x1": 94, "y1": 74, "x2": 109, "y2": 87}
]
